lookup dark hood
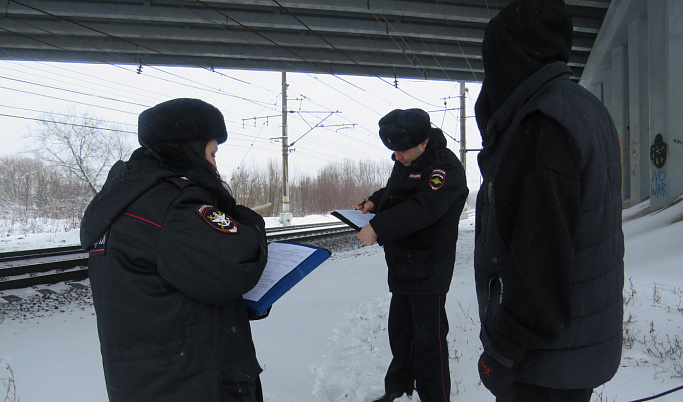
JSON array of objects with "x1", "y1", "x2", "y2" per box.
[
  {"x1": 475, "y1": 0, "x2": 573, "y2": 136},
  {"x1": 79, "y1": 158, "x2": 179, "y2": 249}
]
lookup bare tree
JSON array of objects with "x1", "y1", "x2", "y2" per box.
[
  {"x1": 0, "y1": 155, "x2": 92, "y2": 222},
  {"x1": 25, "y1": 109, "x2": 134, "y2": 195},
  {"x1": 228, "y1": 158, "x2": 391, "y2": 216},
  {"x1": 228, "y1": 159, "x2": 282, "y2": 215},
  {"x1": 0, "y1": 156, "x2": 42, "y2": 215}
]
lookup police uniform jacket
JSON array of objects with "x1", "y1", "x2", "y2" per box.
[
  {"x1": 80, "y1": 155, "x2": 268, "y2": 402},
  {"x1": 367, "y1": 129, "x2": 468, "y2": 295}
]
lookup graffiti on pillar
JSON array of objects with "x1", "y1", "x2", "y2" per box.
[
  {"x1": 650, "y1": 170, "x2": 668, "y2": 199},
  {"x1": 649, "y1": 134, "x2": 668, "y2": 199},
  {"x1": 650, "y1": 134, "x2": 667, "y2": 169}
]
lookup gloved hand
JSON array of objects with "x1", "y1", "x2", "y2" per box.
[
  {"x1": 478, "y1": 351, "x2": 516, "y2": 401},
  {"x1": 247, "y1": 305, "x2": 271, "y2": 321}
]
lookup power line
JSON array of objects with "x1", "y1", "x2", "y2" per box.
[
  {"x1": 433, "y1": 0, "x2": 483, "y2": 83},
  {"x1": 0, "y1": 112, "x2": 136, "y2": 134},
  {"x1": 0, "y1": 104, "x2": 136, "y2": 128},
  {"x1": 0, "y1": 75, "x2": 149, "y2": 108},
  {"x1": 0, "y1": 85, "x2": 139, "y2": 116},
  {"x1": 1, "y1": 1, "x2": 481, "y2": 172},
  {"x1": 2, "y1": 2, "x2": 281, "y2": 109}
]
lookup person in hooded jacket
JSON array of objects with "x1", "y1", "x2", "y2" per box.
[
  {"x1": 80, "y1": 98, "x2": 269, "y2": 402},
  {"x1": 473, "y1": 1, "x2": 624, "y2": 401},
  {"x1": 355, "y1": 108, "x2": 468, "y2": 402}
]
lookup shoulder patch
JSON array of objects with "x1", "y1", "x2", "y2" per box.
[
  {"x1": 197, "y1": 204, "x2": 238, "y2": 233},
  {"x1": 429, "y1": 169, "x2": 446, "y2": 190}
]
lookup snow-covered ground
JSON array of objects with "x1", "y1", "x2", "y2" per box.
[{"x1": 1, "y1": 200, "x2": 683, "y2": 402}]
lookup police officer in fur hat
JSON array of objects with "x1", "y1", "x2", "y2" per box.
[
  {"x1": 355, "y1": 108, "x2": 468, "y2": 402},
  {"x1": 81, "y1": 98, "x2": 269, "y2": 402}
]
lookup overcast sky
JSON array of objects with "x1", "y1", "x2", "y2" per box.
[{"x1": 0, "y1": 60, "x2": 483, "y2": 186}]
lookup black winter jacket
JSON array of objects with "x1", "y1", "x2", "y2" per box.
[
  {"x1": 80, "y1": 158, "x2": 268, "y2": 402},
  {"x1": 368, "y1": 130, "x2": 468, "y2": 295},
  {"x1": 475, "y1": 62, "x2": 624, "y2": 389}
]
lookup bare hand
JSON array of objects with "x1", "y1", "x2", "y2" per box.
[
  {"x1": 353, "y1": 199, "x2": 375, "y2": 214},
  {"x1": 357, "y1": 224, "x2": 378, "y2": 246}
]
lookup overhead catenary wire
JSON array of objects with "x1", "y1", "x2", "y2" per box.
[
  {"x1": 0, "y1": 39, "x2": 274, "y2": 119},
  {"x1": 2, "y1": 2, "x2": 384, "y2": 153},
  {"x1": 0, "y1": 84, "x2": 139, "y2": 116},
  {"x1": 0, "y1": 60, "x2": 164, "y2": 107},
  {"x1": 4, "y1": 0, "x2": 460, "y2": 130},
  {"x1": 3, "y1": 1, "x2": 281, "y2": 108},
  {"x1": 379, "y1": 0, "x2": 461, "y2": 87},
  {"x1": 270, "y1": 0, "x2": 442, "y2": 108},
  {"x1": 0, "y1": 112, "x2": 136, "y2": 135},
  {"x1": 0, "y1": 104, "x2": 137, "y2": 128},
  {"x1": 0, "y1": 75, "x2": 149, "y2": 109},
  {"x1": 0, "y1": 57, "x2": 288, "y2": 132},
  {"x1": 1, "y1": 0, "x2": 482, "y2": 177}
]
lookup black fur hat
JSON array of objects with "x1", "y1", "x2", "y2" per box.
[
  {"x1": 378, "y1": 108, "x2": 431, "y2": 151},
  {"x1": 138, "y1": 98, "x2": 228, "y2": 148}
]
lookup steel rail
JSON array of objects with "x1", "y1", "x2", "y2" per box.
[{"x1": 0, "y1": 222, "x2": 354, "y2": 291}]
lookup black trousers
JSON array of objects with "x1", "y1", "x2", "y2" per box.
[
  {"x1": 384, "y1": 293, "x2": 450, "y2": 402},
  {"x1": 496, "y1": 382, "x2": 593, "y2": 402}
]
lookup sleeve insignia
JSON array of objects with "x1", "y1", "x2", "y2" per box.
[
  {"x1": 89, "y1": 230, "x2": 109, "y2": 256},
  {"x1": 197, "y1": 204, "x2": 238, "y2": 233},
  {"x1": 429, "y1": 169, "x2": 446, "y2": 190}
]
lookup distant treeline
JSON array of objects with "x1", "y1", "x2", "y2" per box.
[
  {"x1": 0, "y1": 154, "x2": 392, "y2": 227},
  {"x1": 230, "y1": 159, "x2": 391, "y2": 216}
]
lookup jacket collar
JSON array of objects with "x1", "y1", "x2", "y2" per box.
[{"x1": 483, "y1": 61, "x2": 571, "y2": 149}]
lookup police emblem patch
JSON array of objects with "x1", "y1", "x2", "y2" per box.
[
  {"x1": 197, "y1": 204, "x2": 238, "y2": 233},
  {"x1": 429, "y1": 169, "x2": 446, "y2": 190}
]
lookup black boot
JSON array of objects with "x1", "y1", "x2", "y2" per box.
[{"x1": 372, "y1": 392, "x2": 404, "y2": 402}]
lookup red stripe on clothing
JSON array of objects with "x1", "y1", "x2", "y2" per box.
[
  {"x1": 121, "y1": 212, "x2": 162, "y2": 228},
  {"x1": 438, "y1": 295, "x2": 448, "y2": 402}
]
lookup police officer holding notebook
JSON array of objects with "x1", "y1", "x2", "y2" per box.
[{"x1": 354, "y1": 108, "x2": 468, "y2": 402}]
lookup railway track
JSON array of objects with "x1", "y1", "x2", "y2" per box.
[{"x1": 0, "y1": 222, "x2": 354, "y2": 292}]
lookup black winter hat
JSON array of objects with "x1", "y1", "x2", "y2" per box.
[
  {"x1": 378, "y1": 108, "x2": 431, "y2": 151},
  {"x1": 138, "y1": 98, "x2": 228, "y2": 148}
]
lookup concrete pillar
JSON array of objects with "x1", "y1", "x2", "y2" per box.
[
  {"x1": 648, "y1": 0, "x2": 683, "y2": 210},
  {"x1": 611, "y1": 45, "x2": 630, "y2": 201},
  {"x1": 602, "y1": 68, "x2": 613, "y2": 114},
  {"x1": 628, "y1": 17, "x2": 650, "y2": 204},
  {"x1": 588, "y1": 82, "x2": 603, "y2": 103},
  {"x1": 665, "y1": 0, "x2": 683, "y2": 205}
]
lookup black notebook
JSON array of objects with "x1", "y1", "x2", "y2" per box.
[{"x1": 331, "y1": 209, "x2": 375, "y2": 231}]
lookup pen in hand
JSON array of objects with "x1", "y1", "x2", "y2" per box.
[{"x1": 354, "y1": 198, "x2": 373, "y2": 214}]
